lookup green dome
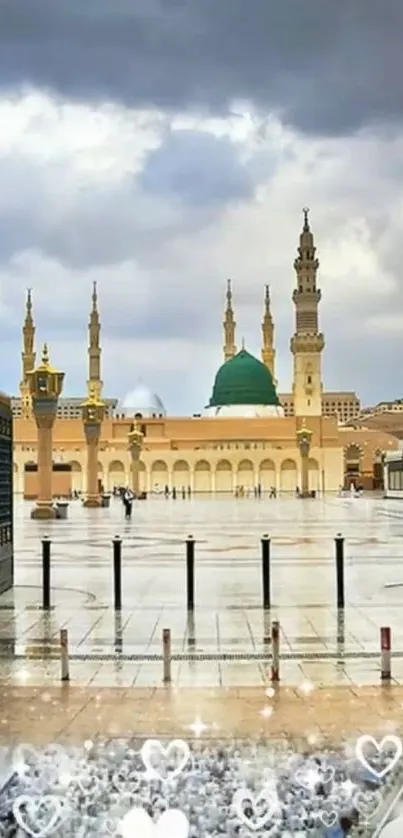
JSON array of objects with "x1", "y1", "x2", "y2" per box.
[{"x1": 208, "y1": 349, "x2": 280, "y2": 407}]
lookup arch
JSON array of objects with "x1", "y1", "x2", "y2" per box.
[
  {"x1": 280, "y1": 458, "x2": 297, "y2": 493},
  {"x1": 237, "y1": 458, "x2": 254, "y2": 491},
  {"x1": 23, "y1": 461, "x2": 37, "y2": 500},
  {"x1": 96, "y1": 460, "x2": 105, "y2": 493},
  {"x1": 13, "y1": 462, "x2": 18, "y2": 473},
  {"x1": 194, "y1": 460, "x2": 212, "y2": 493},
  {"x1": 108, "y1": 459, "x2": 125, "y2": 491},
  {"x1": 308, "y1": 457, "x2": 320, "y2": 492},
  {"x1": 345, "y1": 443, "x2": 362, "y2": 462},
  {"x1": 151, "y1": 459, "x2": 169, "y2": 491},
  {"x1": 215, "y1": 459, "x2": 233, "y2": 493},
  {"x1": 172, "y1": 459, "x2": 190, "y2": 491},
  {"x1": 259, "y1": 458, "x2": 276, "y2": 491},
  {"x1": 344, "y1": 443, "x2": 362, "y2": 488},
  {"x1": 69, "y1": 460, "x2": 83, "y2": 493}
]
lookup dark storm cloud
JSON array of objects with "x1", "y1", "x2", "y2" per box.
[
  {"x1": 139, "y1": 130, "x2": 255, "y2": 206},
  {"x1": 1, "y1": 0, "x2": 403, "y2": 136}
]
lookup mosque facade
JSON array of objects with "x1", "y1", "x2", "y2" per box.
[{"x1": 12, "y1": 212, "x2": 399, "y2": 497}]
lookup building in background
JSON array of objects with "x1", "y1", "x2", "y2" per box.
[
  {"x1": 0, "y1": 393, "x2": 13, "y2": 593},
  {"x1": 12, "y1": 212, "x2": 399, "y2": 496},
  {"x1": 279, "y1": 391, "x2": 361, "y2": 423},
  {"x1": 11, "y1": 396, "x2": 117, "y2": 420}
]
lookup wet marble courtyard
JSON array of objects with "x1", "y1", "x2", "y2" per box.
[{"x1": 3, "y1": 494, "x2": 403, "y2": 690}]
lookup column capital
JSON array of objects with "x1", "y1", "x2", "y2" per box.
[
  {"x1": 83, "y1": 422, "x2": 101, "y2": 445},
  {"x1": 32, "y1": 409, "x2": 57, "y2": 431}
]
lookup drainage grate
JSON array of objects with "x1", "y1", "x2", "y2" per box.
[{"x1": 0, "y1": 650, "x2": 399, "y2": 662}]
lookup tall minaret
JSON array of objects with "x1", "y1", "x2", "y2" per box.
[
  {"x1": 87, "y1": 281, "x2": 103, "y2": 399},
  {"x1": 20, "y1": 288, "x2": 36, "y2": 418},
  {"x1": 290, "y1": 208, "x2": 325, "y2": 416},
  {"x1": 261, "y1": 284, "x2": 276, "y2": 379},
  {"x1": 223, "y1": 278, "x2": 237, "y2": 362}
]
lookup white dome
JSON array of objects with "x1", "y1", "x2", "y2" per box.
[
  {"x1": 204, "y1": 404, "x2": 284, "y2": 418},
  {"x1": 120, "y1": 382, "x2": 166, "y2": 418}
]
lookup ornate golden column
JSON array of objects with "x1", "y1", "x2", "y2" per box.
[
  {"x1": 28, "y1": 345, "x2": 64, "y2": 519},
  {"x1": 128, "y1": 423, "x2": 144, "y2": 497},
  {"x1": 296, "y1": 421, "x2": 313, "y2": 498},
  {"x1": 81, "y1": 388, "x2": 105, "y2": 507}
]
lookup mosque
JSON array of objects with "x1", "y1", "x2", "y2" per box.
[{"x1": 12, "y1": 212, "x2": 399, "y2": 497}]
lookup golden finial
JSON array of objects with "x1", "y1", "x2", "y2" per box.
[
  {"x1": 92, "y1": 281, "x2": 98, "y2": 310},
  {"x1": 226, "y1": 278, "x2": 233, "y2": 306},
  {"x1": 42, "y1": 343, "x2": 50, "y2": 366},
  {"x1": 265, "y1": 284, "x2": 270, "y2": 311},
  {"x1": 302, "y1": 207, "x2": 310, "y2": 231}
]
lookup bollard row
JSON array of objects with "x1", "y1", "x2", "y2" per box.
[
  {"x1": 41, "y1": 533, "x2": 347, "y2": 613},
  {"x1": 52, "y1": 622, "x2": 392, "y2": 684}
]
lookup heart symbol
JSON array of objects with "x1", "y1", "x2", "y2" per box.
[
  {"x1": 320, "y1": 765, "x2": 335, "y2": 784},
  {"x1": 111, "y1": 765, "x2": 141, "y2": 795},
  {"x1": 233, "y1": 788, "x2": 281, "y2": 832},
  {"x1": 140, "y1": 740, "x2": 190, "y2": 781},
  {"x1": 118, "y1": 807, "x2": 189, "y2": 838},
  {"x1": 13, "y1": 744, "x2": 38, "y2": 777},
  {"x1": 318, "y1": 808, "x2": 338, "y2": 829},
  {"x1": 295, "y1": 761, "x2": 334, "y2": 788},
  {"x1": 13, "y1": 795, "x2": 64, "y2": 838},
  {"x1": 355, "y1": 735, "x2": 403, "y2": 778},
  {"x1": 353, "y1": 789, "x2": 383, "y2": 820}
]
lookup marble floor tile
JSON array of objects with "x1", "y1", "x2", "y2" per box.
[{"x1": 2, "y1": 496, "x2": 403, "y2": 742}]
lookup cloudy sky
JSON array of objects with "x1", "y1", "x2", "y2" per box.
[{"x1": 0, "y1": 1, "x2": 403, "y2": 413}]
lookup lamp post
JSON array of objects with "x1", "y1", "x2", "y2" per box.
[
  {"x1": 128, "y1": 422, "x2": 144, "y2": 497},
  {"x1": 296, "y1": 421, "x2": 313, "y2": 499},
  {"x1": 81, "y1": 387, "x2": 105, "y2": 507},
  {"x1": 28, "y1": 344, "x2": 64, "y2": 519}
]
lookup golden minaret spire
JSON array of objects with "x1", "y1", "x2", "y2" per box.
[
  {"x1": 261, "y1": 284, "x2": 276, "y2": 379},
  {"x1": 223, "y1": 278, "x2": 237, "y2": 362},
  {"x1": 87, "y1": 281, "x2": 103, "y2": 399},
  {"x1": 20, "y1": 288, "x2": 36, "y2": 418}
]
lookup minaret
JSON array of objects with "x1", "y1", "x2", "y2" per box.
[
  {"x1": 290, "y1": 208, "x2": 325, "y2": 416},
  {"x1": 87, "y1": 281, "x2": 103, "y2": 400},
  {"x1": 223, "y1": 278, "x2": 237, "y2": 362},
  {"x1": 261, "y1": 284, "x2": 276, "y2": 379},
  {"x1": 20, "y1": 288, "x2": 36, "y2": 418}
]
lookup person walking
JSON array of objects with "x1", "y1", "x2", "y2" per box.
[{"x1": 123, "y1": 488, "x2": 134, "y2": 519}]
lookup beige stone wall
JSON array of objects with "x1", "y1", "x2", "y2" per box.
[{"x1": 15, "y1": 412, "x2": 384, "y2": 497}]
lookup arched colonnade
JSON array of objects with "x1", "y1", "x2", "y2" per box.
[{"x1": 13, "y1": 455, "x2": 321, "y2": 495}]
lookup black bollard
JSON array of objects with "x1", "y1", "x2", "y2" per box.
[
  {"x1": 113, "y1": 535, "x2": 122, "y2": 611},
  {"x1": 186, "y1": 535, "x2": 195, "y2": 611},
  {"x1": 335, "y1": 533, "x2": 345, "y2": 609},
  {"x1": 261, "y1": 534, "x2": 271, "y2": 609},
  {"x1": 42, "y1": 536, "x2": 51, "y2": 610}
]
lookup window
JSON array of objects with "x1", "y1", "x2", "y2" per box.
[{"x1": 307, "y1": 375, "x2": 312, "y2": 384}]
